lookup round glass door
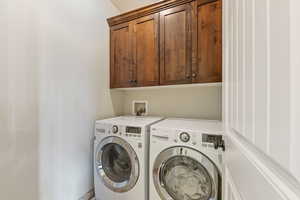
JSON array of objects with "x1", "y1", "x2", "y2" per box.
[
  {"x1": 95, "y1": 137, "x2": 139, "y2": 193},
  {"x1": 153, "y1": 147, "x2": 220, "y2": 200},
  {"x1": 101, "y1": 143, "x2": 132, "y2": 183}
]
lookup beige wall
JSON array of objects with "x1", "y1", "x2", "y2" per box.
[{"x1": 122, "y1": 86, "x2": 222, "y2": 120}]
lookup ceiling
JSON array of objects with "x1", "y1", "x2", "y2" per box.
[{"x1": 110, "y1": 0, "x2": 161, "y2": 12}]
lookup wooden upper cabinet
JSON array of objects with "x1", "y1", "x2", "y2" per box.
[
  {"x1": 192, "y1": 0, "x2": 222, "y2": 83},
  {"x1": 107, "y1": 0, "x2": 222, "y2": 88},
  {"x1": 110, "y1": 22, "x2": 133, "y2": 88},
  {"x1": 133, "y1": 14, "x2": 160, "y2": 87},
  {"x1": 160, "y1": 4, "x2": 193, "y2": 85}
]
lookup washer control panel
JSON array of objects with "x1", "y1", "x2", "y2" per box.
[
  {"x1": 107, "y1": 125, "x2": 142, "y2": 139},
  {"x1": 125, "y1": 126, "x2": 142, "y2": 138},
  {"x1": 95, "y1": 124, "x2": 143, "y2": 139}
]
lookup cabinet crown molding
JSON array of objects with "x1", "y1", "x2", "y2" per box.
[{"x1": 107, "y1": 0, "x2": 194, "y2": 26}]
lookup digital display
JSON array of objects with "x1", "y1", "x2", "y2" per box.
[
  {"x1": 202, "y1": 134, "x2": 222, "y2": 143},
  {"x1": 126, "y1": 126, "x2": 141, "y2": 134}
]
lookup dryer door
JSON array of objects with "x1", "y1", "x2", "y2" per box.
[
  {"x1": 95, "y1": 136, "x2": 139, "y2": 193},
  {"x1": 153, "y1": 146, "x2": 220, "y2": 200}
]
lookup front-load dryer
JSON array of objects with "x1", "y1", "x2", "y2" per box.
[
  {"x1": 149, "y1": 118, "x2": 224, "y2": 200},
  {"x1": 94, "y1": 116, "x2": 163, "y2": 200}
]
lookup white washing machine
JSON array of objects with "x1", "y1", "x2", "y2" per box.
[
  {"x1": 149, "y1": 118, "x2": 224, "y2": 200},
  {"x1": 94, "y1": 116, "x2": 163, "y2": 200}
]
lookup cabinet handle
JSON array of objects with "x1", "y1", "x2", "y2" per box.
[{"x1": 129, "y1": 80, "x2": 137, "y2": 84}]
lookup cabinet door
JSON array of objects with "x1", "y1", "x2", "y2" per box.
[
  {"x1": 110, "y1": 22, "x2": 133, "y2": 88},
  {"x1": 132, "y1": 14, "x2": 160, "y2": 87},
  {"x1": 192, "y1": 0, "x2": 222, "y2": 83},
  {"x1": 160, "y1": 4, "x2": 193, "y2": 85}
]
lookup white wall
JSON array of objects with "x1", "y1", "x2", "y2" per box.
[
  {"x1": 110, "y1": 0, "x2": 160, "y2": 12},
  {"x1": 37, "y1": 0, "x2": 122, "y2": 199},
  {"x1": 223, "y1": 0, "x2": 300, "y2": 199},
  {"x1": 289, "y1": 0, "x2": 300, "y2": 183},
  {"x1": 122, "y1": 86, "x2": 222, "y2": 120},
  {"x1": 1, "y1": 0, "x2": 122, "y2": 199},
  {"x1": 0, "y1": 0, "x2": 39, "y2": 199}
]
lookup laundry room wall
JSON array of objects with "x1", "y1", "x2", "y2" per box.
[
  {"x1": 37, "y1": 0, "x2": 122, "y2": 200},
  {"x1": 121, "y1": 86, "x2": 222, "y2": 120},
  {"x1": 223, "y1": 0, "x2": 300, "y2": 199},
  {"x1": 1, "y1": 0, "x2": 122, "y2": 199},
  {"x1": 110, "y1": 0, "x2": 161, "y2": 12},
  {"x1": 290, "y1": 0, "x2": 300, "y2": 184},
  {"x1": 0, "y1": 0, "x2": 39, "y2": 199}
]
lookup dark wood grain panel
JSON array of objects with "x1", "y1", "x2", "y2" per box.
[
  {"x1": 132, "y1": 14, "x2": 160, "y2": 87},
  {"x1": 160, "y1": 4, "x2": 193, "y2": 85},
  {"x1": 110, "y1": 23, "x2": 133, "y2": 88},
  {"x1": 192, "y1": 0, "x2": 222, "y2": 83}
]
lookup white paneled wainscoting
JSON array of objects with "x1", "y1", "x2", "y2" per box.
[{"x1": 222, "y1": 0, "x2": 300, "y2": 199}]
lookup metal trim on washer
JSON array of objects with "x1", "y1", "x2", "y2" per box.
[
  {"x1": 95, "y1": 136, "x2": 140, "y2": 193},
  {"x1": 153, "y1": 146, "x2": 220, "y2": 200}
]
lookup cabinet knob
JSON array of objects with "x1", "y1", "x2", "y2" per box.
[
  {"x1": 192, "y1": 73, "x2": 197, "y2": 78},
  {"x1": 186, "y1": 75, "x2": 191, "y2": 79}
]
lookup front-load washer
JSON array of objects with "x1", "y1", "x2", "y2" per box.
[
  {"x1": 94, "y1": 116, "x2": 163, "y2": 200},
  {"x1": 149, "y1": 118, "x2": 224, "y2": 200}
]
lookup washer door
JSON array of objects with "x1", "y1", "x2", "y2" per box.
[
  {"x1": 153, "y1": 147, "x2": 220, "y2": 200},
  {"x1": 95, "y1": 136, "x2": 139, "y2": 193}
]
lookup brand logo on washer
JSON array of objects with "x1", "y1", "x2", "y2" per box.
[{"x1": 96, "y1": 128, "x2": 105, "y2": 134}]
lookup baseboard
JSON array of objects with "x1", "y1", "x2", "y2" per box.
[{"x1": 78, "y1": 188, "x2": 95, "y2": 200}]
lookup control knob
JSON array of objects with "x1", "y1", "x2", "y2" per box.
[
  {"x1": 179, "y1": 132, "x2": 190, "y2": 143},
  {"x1": 112, "y1": 125, "x2": 118, "y2": 134}
]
